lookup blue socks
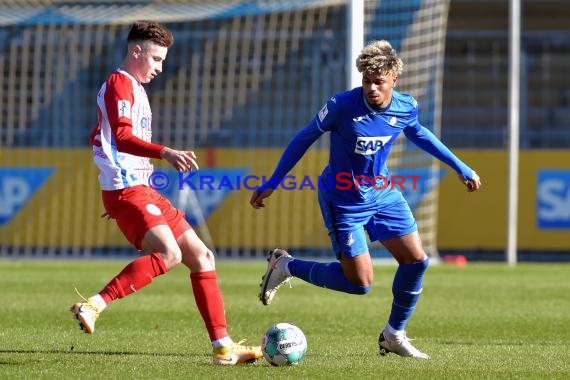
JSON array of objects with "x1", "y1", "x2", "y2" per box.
[
  {"x1": 288, "y1": 260, "x2": 371, "y2": 295},
  {"x1": 388, "y1": 258, "x2": 430, "y2": 331},
  {"x1": 286, "y1": 256, "x2": 429, "y2": 331}
]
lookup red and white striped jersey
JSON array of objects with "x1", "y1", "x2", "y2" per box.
[{"x1": 91, "y1": 69, "x2": 159, "y2": 190}]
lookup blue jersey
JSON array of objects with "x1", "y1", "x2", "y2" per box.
[{"x1": 261, "y1": 87, "x2": 472, "y2": 209}]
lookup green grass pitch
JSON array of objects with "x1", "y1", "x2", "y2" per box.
[{"x1": 0, "y1": 260, "x2": 568, "y2": 379}]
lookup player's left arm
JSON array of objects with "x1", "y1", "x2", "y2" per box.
[{"x1": 404, "y1": 123, "x2": 481, "y2": 192}]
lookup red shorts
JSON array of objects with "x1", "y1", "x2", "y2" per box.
[{"x1": 102, "y1": 185, "x2": 191, "y2": 250}]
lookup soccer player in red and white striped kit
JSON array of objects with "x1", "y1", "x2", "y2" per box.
[{"x1": 70, "y1": 20, "x2": 262, "y2": 365}]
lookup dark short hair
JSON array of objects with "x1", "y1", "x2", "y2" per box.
[{"x1": 127, "y1": 20, "x2": 173, "y2": 48}]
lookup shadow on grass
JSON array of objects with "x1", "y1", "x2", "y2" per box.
[
  {"x1": 438, "y1": 341, "x2": 527, "y2": 346},
  {"x1": 0, "y1": 348, "x2": 189, "y2": 357}
]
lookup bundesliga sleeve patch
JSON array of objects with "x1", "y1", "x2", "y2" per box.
[
  {"x1": 118, "y1": 100, "x2": 131, "y2": 118},
  {"x1": 318, "y1": 104, "x2": 329, "y2": 122}
]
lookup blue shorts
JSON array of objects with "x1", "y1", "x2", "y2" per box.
[{"x1": 318, "y1": 188, "x2": 417, "y2": 259}]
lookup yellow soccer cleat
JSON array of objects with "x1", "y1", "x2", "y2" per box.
[
  {"x1": 70, "y1": 300, "x2": 101, "y2": 334},
  {"x1": 212, "y1": 340, "x2": 263, "y2": 365}
]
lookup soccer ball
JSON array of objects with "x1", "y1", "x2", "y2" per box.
[{"x1": 261, "y1": 323, "x2": 307, "y2": 366}]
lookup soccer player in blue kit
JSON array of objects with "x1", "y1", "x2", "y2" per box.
[{"x1": 250, "y1": 40, "x2": 481, "y2": 359}]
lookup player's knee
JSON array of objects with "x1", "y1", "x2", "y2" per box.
[
  {"x1": 359, "y1": 284, "x2": 372, "y2": 294},
  {"x1": 345, "y1": 273, "x2": 373, "y2": 294},
  {"x1": 418, "y1": 256, "x2": 430, "y2": 270},
  {"x1": 203, "y1": 248, "x2": 216, "y2": 263},
  {"x1": 197, "y1": 248, "x2": 216, "y2": 268},
  {"x1": 344, "y1": 269, "x2": 373, "y2": 288},
  {"x1": 348, "y1": 283, "x2": 372, "y2": 295},
  {"x1": 162, "y1": 249, "x2": 182, "y2": 268},
  {"x1": 182, "y1": 248, "x2": 216, "y2": 272}
]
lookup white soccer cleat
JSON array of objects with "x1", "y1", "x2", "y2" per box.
[
  {"x1": 70, "y1": 301, "x2": 101, "y2": 334},
  {"x1": 378, "y1": 330, "x2": 430, "y2": 359},
  {"x1": 259, "y1": 248, "x2": 293, "y2": 305}
]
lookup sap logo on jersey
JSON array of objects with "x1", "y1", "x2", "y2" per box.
[
  {"x1": 537, "y1": 170, "x2": 570, "y2": 229},
  {"x1": 0, "y1": 168, "x2": 54, "y2": 226},
  {"x1": 354, "y1": 136, "x2": 392, "y2": 155}
]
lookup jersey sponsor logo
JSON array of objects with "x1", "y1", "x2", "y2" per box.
[
  {"x1": 352, "y1": 116, "x2": 365, "y2": 122},
  {"x1": 354, "y1": 136, "x2": 392, "y2": 155},
  {"x1": 537, "y1": 170, "x2": 570, "y2": 229},
  {"x1": 140, "y1": 116, "x2": 150, "y2": 129},
  {"x1": 318, "y1": 104, "x2": 329, "y2": 122},
  {"x1": 0, "y1": 168, "x2": 54, "y2": 226},
  {"x1": 118, "y1": 100, "x2": 131, "y2": 118}
]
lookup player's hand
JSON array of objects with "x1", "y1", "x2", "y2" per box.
[
  {"x1": 161, "y1": 147, "x2": 199, "y2": 172},
  {"x1": 458, "y1": 170, "x2": 481, "y2": 192},
  {"x1": 250, "y1": 187, "x2": 274, "y2": 209}
]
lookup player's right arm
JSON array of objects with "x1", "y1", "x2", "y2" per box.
[
  {"x1": 249, "y1": 122, "x2": 323, "y2": 208},
  {"x1": 250, "y1": 98, "x2": 339, "y2": 209}
]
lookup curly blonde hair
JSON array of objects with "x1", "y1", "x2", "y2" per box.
[{"x1": 356, "y1": 40, "x2": 403, "y2": 76}]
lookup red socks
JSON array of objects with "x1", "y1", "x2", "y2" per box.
[
  {"x1": 190, "y1": 270, "x2": 228, "y2": 341},
  {"x1": 99, "y1": 252, "x2": 168, "y2": 304},
  {"x1": 97, "y1": 255, "x2": 227, "y2": 341}
]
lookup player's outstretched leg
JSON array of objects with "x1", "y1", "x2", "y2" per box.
[
  {"x1": 259, "y1": 248, "x2": 293, "y2": 305},
  {"x1": 260, "y1": 249, "x2": 372, "y2": 304},
  {"x1": 213, "y1": 339, "x2": 264, "y2": 365},
  {"x1": 378, "y1": 330, "x2": 430, "y2": 359},
  {"x1": 70, "y1": 253, "x2": 168, "y2": 334}
]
